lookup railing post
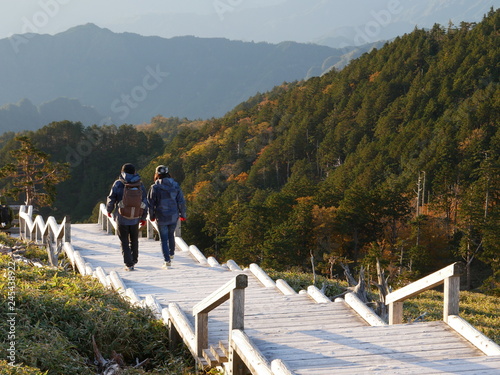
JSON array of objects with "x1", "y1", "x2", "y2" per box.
[
  {"x1": 19, "y1": 215, "x2": 25, "y2": 240},
  {"x1": 175, "y1": 218, "x2": 181, "y2": 237},
  {"x1": 192, "y1": 274, "x2": 247, "y2": 362},
  {"x1": 229, "y1": 288, "x2": 245, "y2": 343},
  {"x1": 147, "y1": 219, "x2": 154, "y2": 239},
  {"x1": 388, "y1": 302, "x2": 403, "y2": 325},
  {"x1": 195, "y1": 312, "x2": 208, "y2": 357},
  {"x1": 64, "y1": 216, "x2": 71, "y2": 243},
  {"x1": 444, "y1": 275, "x2": 460, "y2": 323},
  {"x1": 106, "y1": 216, "x2": 112, "y2": 234},
  {"x1": 100, "y1": 210, "x2": 106, "y2": 231}
]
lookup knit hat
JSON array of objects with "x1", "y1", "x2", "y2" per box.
[
  {"x1": 155, "y1": 165, "x2": 168, "y2": 175},
  {"x1": 121, "y1": 163, "x2": 136, "y2": 174}
]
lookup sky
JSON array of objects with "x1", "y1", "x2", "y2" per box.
[{"x1": 0, "y1": 0, "x2": 498, "y2": 47}]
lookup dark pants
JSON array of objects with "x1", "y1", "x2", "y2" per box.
[
  {"x1": 158, "y1": 223, "x2": 177, "y2": 262},
  {"x1": 117, "y1": 223, "x2": 139, "y2": 267}
]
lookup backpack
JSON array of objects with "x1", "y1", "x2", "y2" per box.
[
  {"x1": 0, "y1": 205, "x2": 11, "y2": 227},
  {"x1": 118, "y1": 182, "x2": 146, "y2": 219}
]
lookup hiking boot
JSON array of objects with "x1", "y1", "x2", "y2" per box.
[
  {"x1": 124, "y1": 265, "x2": 134, "y2": 271},
  {"x1": 161, "y1": 261, "x2": 171, "y2": 269},
  {"x1": 170, "y1": 254, "x2": 175, "y2": 260}
]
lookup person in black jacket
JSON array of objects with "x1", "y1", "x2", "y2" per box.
[
  {"x1": 148, "y1": 165, "x2": 186, "y2": 268},
  {"x1": 106, "y1": 163, "x2": 147, "y2": 271}
]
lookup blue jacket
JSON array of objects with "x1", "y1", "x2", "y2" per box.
[
  {"x1": 106, "y1": 172, "x2": 148, "y2": 225},
  {"x1": 147, "y1": 177, "x2": 186, "y2": 225}
]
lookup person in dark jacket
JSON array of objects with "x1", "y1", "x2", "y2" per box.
[
  {"x1": 148, "y1": 165, "x2": 186, "y2": 268},
  {"x1": 106, "y1": 163, "x2": 147, "y2": 271}
]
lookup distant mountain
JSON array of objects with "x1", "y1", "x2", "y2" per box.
[
  {"x1": 106, "y1": 0, "x2": 496, "y2": 48},
  {"x1": 0, "y1": 98, "x2": 104, "y2": 133},
  {"x1": 0, "y1": 24, "x2": 373, "y2": 132}
]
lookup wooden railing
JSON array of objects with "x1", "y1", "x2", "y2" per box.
[
  {"x1": 98, "y1": 203, "x2": 117, "y2": 233},
  {"x1": 18, "y1": 205, "x2": 71, "y2": 266},
  {"x1": 98, "y1": 202, "x2": 180, "y2": 238},
  {"x1": 385, "y1": 262, "x2": 463, "y2": 325},
  {"x1": 192, "y1": 274, "x2": 247, "y2": 363},
  {"x1": 385, "y1": 262, "x2": 500, "y2": 356}
]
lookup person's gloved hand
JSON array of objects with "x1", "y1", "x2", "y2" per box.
[
  {"x1": 107, "y1": 212, "x2": 112, "y2": 218},
  {"x1": 139, "y1": 220, "x2": 146, "y2": 227},
  {"x1": 180, "y1": 217, "x2": 186, "y2": 222}
]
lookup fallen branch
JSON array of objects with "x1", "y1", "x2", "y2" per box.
[{"x1": 92, "y1": 335, "x2": 150, "y2": 375}]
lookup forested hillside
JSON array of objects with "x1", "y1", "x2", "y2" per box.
[
  {"x1": 159, "y1": 9, "x2": 500, "y2": 291},
  {"x1": 0, "y1": 10, "x2": 498, "y2": 292}
]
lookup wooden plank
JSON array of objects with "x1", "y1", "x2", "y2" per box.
[
  {"x1": 254, "y1": 334, "x2": 471, "y2": 353},
  {"x1": 125, "y1": 287, "x2": 142, "y2": 305},
  {"x1": 95, "y1": 267, "x2": 110, "y2": 288},
  {"x1": 386, "y1": 263, "x2": 462, "y2": 304},
  {"x1": 282, "y1": 347, "x2": 484, "y2": 369},
  {"x1": 189, "y1": 244, "x2": 208, "y2": 265},
  {"x1": 231, "y1": 329, "x2": 272, "y2": 375},
  {"x1": 202, "y1": 348, "x2": 219, "y2": 367},
  {"x1": 447, "y1": 315, "x2": 500, "y2": 356},
  {"x1": 261, "y1": 340, "x2": 481, "y2": 362},
  {"x1": 290, "y1": 356, "x2": 500, "y2": 375},
  {"x1": 226, "y1": 259, "x2": 242, "y2": 271},
  {"x1": 211, "y1": 345, "x2": 228, "y2": 363},
  {"x1": 271, "y1": 359, "x2": 296, "y2": 375},
  {"x1": 250, "y1": 263, "x2": 276, "y2": 288},
  {"x1": 275, "y1": 279, "x2": 297, "y2": 295},
  {"x1": 344, "y1": 292, "x2": 386, "y2": 326},
  {"x1": 307, "y1": 285, "x2": 331, "y2": 303},
  {"x1": 73, "y1": 250, "x2": 88, "y2": 276},
  {"x1": 168, "y1": 302, "x2": 196, "y2": 356},
  {"x1": 145, "y1": 295, "x2": 163, "y2": 317}
]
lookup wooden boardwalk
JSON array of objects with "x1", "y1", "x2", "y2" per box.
[{"x1": 67, "y1": 222, "x2": 500, "y2": 375}]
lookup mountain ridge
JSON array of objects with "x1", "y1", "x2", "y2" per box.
[{"x1": 0, "y1": 23, "x2": 376, "y2": 132}]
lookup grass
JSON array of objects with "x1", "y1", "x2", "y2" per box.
[
  {"x1": 0, "y1": 233, "x2": 198, "y2": 375},
  {"x1": 267, "y1": 268, "x2": 500, "y2": 345}
]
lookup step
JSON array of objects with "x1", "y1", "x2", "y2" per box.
[
  {"x1": 202, "y1": 348, "x2": 219, "y2": 367},
  {"x1": 211, "y1": 345, "x2": 228, "y2": 363},
  {"x1": 219, "y1": 340, "x2": 230, "y2": 357}
]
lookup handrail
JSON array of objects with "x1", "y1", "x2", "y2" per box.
[
  {"x1": 231, "y1": 329, "x2": 272, "y2": 375},
  {"x1": 98, "y1": 202, "x2": 181, "y2": 239},
  {"x1": 18, "y1": 205, "x2": 71, "y2": 266},
  {"x1": 192, "y1": 274, "x2": 248, "y2": 357},
  {"x1": 98, "y1": 203, "x2": 117, "y2": 233},
  {"x1": 385, "y1": 262, "x2": 463, "y2": 324}
]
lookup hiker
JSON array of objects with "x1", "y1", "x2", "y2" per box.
[
  {"x1": 106, "y1": 163, "x2": 147, "y2": 271},
  {"x1": 147, "y1": 165, "x2": 186, "y2": 269},
  {"x1": 0, "y1": 197, "x2": 13, "y2": 230}
]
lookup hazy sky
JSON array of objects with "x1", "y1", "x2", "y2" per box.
[
  {"x1": 0, "y1": 0, "x2": 286, "y2": 39},
  {"x1": 0, "y1": 0, "x2": 498, "y2": 46}
]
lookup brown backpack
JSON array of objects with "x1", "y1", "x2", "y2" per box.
[{"x1": 118, "y1": 182, "x2": 145, "y2": 219}]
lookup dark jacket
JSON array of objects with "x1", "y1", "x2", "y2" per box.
[
  {"x1": 106, "y1": 172, "x2": 148, "y2": 225},
  {"x1": 148, "y1": 177, "x2": 186, "y2": 225}
]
